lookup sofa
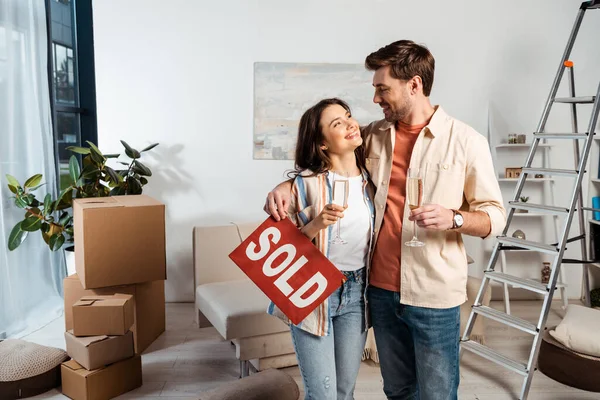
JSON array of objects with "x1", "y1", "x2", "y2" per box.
[{"x1": 193, "y1": 221, "x2": 490, "y2": 377}]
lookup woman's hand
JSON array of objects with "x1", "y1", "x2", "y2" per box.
[{"x1": 301, "y1": 204, "x2": 346, "y2": 240}]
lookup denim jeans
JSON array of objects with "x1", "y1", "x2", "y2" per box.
[
  {"x1": 291, "y1": 268, "x2": 367, "y2": 400},
  {"x1": 368, "y1": 286, "x2": 460, "y2": 400}
]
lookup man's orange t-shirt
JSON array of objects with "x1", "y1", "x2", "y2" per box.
[{"x1": 369, "y1": 120, "x2": 429, "y2": 292}]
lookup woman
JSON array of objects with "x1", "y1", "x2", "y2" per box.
[{"x1": 267, "y1": 98, "x2": 375, "y2": 400}]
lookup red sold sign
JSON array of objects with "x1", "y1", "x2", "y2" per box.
[{"x1": 229, "y1": 217, "x2": 344, "y2": 325}]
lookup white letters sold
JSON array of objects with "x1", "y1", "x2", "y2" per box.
[{"x1": 245, "y1": 227, "x2": 327, "y2": 308}]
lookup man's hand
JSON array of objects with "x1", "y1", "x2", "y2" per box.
[
  {"x1": 264, "y1": 180, "x2": 293, "y2": 221},
  {"x1": 409, "y1": 204, "x2": 454, "y2": 231}
]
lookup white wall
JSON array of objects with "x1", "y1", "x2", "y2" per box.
[{"x1": 92, "y1": 0, "x2": 600, "y2": 302}]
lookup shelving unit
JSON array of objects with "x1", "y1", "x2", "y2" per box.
[
  {"x1": 491, "y1": 141, "x2": 568, "y2": 314},
  {"x1": 584, "y1": 133, "x2": 600, "y2": 302}
]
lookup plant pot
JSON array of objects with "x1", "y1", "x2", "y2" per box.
[{"x1": 64, "y1": 245, "x2": 76, "y2": 276}]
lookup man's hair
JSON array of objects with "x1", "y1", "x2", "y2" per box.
[{"x1": 365, "y1": 40, "x2": 435, "y2": 97}]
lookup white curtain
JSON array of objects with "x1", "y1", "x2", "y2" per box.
[{"x1": 0, "y1": 0, "x2": 65, "y2": 338}]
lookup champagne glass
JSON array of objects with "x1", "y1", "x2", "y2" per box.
[
  {"x1": 405, "y1": 167, "x2": 425, "y2": 247},
  {"x1": 330, "y1": 173, "x2": 349, "y2": 245}
]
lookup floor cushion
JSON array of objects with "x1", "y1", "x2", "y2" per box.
[
  {"x1": 0, "y1": 339, "x2": 69, "y2": 399},
  {"x1": 549, "y1": 304, "x2": 600, "y2": 357},
  {"x1": 200, "y1": 368, "x2": 299, "y2": 400},
  {"x1": 538, "y1": 328, "x2": 600, "y2": 392}
]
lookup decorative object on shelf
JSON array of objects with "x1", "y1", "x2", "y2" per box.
[
  {"x1": 591, "y1": 288, "x2": 600, "y2": 308},
  {"x1": 4, "y1": 140, "x2": 159, "y2": 252},
  {"x1": 508, "y1": 133, "x2": 517, "y2": 144},
  {"x1": 593, "y1": 197, "x2": 600, "y2": 221},
  {"x1": 541, "y1": 262, "x2": 551, "y2": 284},
  {"x1": 517, "y1": 196, "x2": 529, "y2": 213},
  {"x1": 517, "y1": 134, "x2": 526, "y2": 144},
  {"x1": 512, "y1": 229, "x2": 526, "y2": 240},
  {"x1": 505, "y1": 167, "x2": 523, "y2": 179},
  {"x1": 535, "y1": 174, "x2": 544, "y2": 179}
]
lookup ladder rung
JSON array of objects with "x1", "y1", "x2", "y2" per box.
[
  {"x1": 554, "y1": 96, "x2": 596, "y2": 104},
  {"x1": 485, "y1": 271, "x2": 549, "y2": 295},
  {"x1": 460, "y1": 340, "x2": 529, "y2": 376},
  {"x1": 498, "y1": 236, "x2": 559, "y2": 255},
  {"x1": 472, "y1": 305, "x2": 538, "y2": 335},
  {"x1": 522, "y1": 167, "x2": 578, "y2": 177},
  {"x1": 534, "y1": 132, "x2": 589, "y2": 140},
  {"x1": 508, "y1": 201, "x2": 569, "y2": 215}
]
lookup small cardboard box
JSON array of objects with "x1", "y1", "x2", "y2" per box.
[
  {"x1": 73, "y1": 194, "x2": 166, "y2": 289},
  {"x1": 65, "y1": 330, "x2": 134, "y2": 371},
  {"x1": 61, "y1": 356, "x2": 142, "y2": 400},
  {"x1": 64, "y1": 274, "x2": 165, "y2": 353},
  {"x1": 72, "y1": 294, "x2": 135, "y2": 336}
]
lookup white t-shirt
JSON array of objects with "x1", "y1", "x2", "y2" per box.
[{"x1": 327, "y1": 174, "x2": 372, "y2": 271}]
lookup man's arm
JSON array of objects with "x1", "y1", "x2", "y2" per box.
[
  {"x1": 264, "y1": 179, "x2": 293, "y2": 221},
  {"x1": 410, "y1": 133, "x2": 505, "y2": 239},
  {"x1": 409, "y1": 206, "x2": 491, "y2": 238}
]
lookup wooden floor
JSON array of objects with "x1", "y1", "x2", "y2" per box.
[{"x1": 23, "y1": 300, "x2": 597, "y2": 400}]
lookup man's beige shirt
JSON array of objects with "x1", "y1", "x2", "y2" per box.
[{"x1": 363, "y1": 106, "x2": 506, "y2": 308}]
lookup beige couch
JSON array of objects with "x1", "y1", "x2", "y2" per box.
[{"x1": 193, "y1": 222, "x2": 490, "y2": 377}]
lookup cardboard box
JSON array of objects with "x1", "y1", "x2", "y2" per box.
[
  {"x1": 72, "y1": 294, "x2": 134, "y2": 336},
  {"x1": 61, "y1": 356, "x2": 142, "y2": 400},
  {"x1": 64, "y1": 274, "x2": 165, "y2": 353},
  {"x1": 73, "y1": 194, "x2": 166, "y2": 289},
  {"x1": 65, "y1": 330, "x2": 134, "y2": 371}
]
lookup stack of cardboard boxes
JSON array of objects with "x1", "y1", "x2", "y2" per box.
[{"x1": 60, "y1": 195, "x2": 167, "y2": 400}]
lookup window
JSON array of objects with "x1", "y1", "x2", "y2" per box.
[{"x1": 46, "y1": 0, "x2": 97, "y2": 190}]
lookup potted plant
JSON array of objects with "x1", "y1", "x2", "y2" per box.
[
  {"x1": 517, "y1": 196, "x2": 529, "y2": 213},
  {"x1": 5, "y1": 140, "x2": 158, "y2": 259}
]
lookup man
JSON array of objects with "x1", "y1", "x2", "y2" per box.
[{"x1": 266, "y1": 40, "x2": 505, "y2": 399}]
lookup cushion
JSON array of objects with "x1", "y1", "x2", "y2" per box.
[
  {"x1": 196, "y1": 279, "x2": 288, "y2": 340},
  {"x1": 549, "y1": 304, "x2": 600, "y2": 357},
  {"x1": 539, "y1": 328, "x2": 600, "y2": 392},
  {"x1": 0, "y1": 339, "x2": 69, "y2": 399},
  {"x1": 200, "y1": 368, "x2": 299, "y2": 400}
]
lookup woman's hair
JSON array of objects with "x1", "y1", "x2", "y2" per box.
[{"x1": 287, "y1": 98, "x2": 366, "y2": 179}]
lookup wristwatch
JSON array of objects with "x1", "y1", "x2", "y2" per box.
[{"x1": 451, "y1": 210, "x2": 464, "y2": 229}]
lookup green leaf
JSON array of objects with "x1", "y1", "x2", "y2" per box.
[
  {"x1": 44, "y1": 193, "x2": 52, "y2": 211},
  {"x1": 67, "y1": 146, "x2": 91, "y2": 155},
  {"x1": 29, "y1": 183, "x2": 46, "y2": 192},
  {"x1": 89, "y1": 148, "x2": 105, "y2": 165},
  {"x1": 15, "y1": 196, "x2": 28, "y2": 209},
  {"x1": 6, "y1": 174, "x2": 20, "y2": 188},
  {"x1": 56, "y1": 187, "x2": 73, "y2": 210},
  {"x1": 141, "y1": 143, "x2": 159, "y2": 152},
  {"x1": 25, "y1": 207, "x2": 41, "y2": 218},
  {"x1": 80, "y1": 164, "x2": 100, "y2": 180},
  {"x1": 8, "y1": 184, "x2": 18, "y2": 194},
  {"x1": 21, "y1": 215, "x2": 42, "y2": 232},
  {"x1": 140, "y1": 177, "x2": 148, "y2": 185},
  {"x1": 86, "y1": 141, "x2": 104, "y2": 157},
  {"x1": 24, "y1": 174, "x2": 43, "y2": 189},
  {"x1": 69, "y1": 155, "x2": 81, "y2": 183},
  {"x1": 110, "y1": 185, "x2": 127, "y2": 196},
  {"x1": 128, "y1": 178, "x2": 143, "y2": 194},
  {"x1": 8, "y1": 222, "x2": 28, "y2": 251},
  {"x1": 120, "y1": 140, "x2": 141, "y2": 159},
  {"x1": 41, "y1": 222, "x2": 50, "y2": 233},
  {"x1": 104, "y1": 153, "x2": 120, "y2": 158},
  {"x1": 133, "y1": 160, "x2": 152, "y2": 176},
  {"x1": 59, "y1": 212, "x2": 71, "y2": 226},
  {"x1": 118, "y1": 161, "x2": 129, "y2": 166},
  {"x1": 104, "y1": 165, "x2": 121, "y2": 183},
  {"x1": 49, "y1": 234, "x2": 65, "y2": 251}
]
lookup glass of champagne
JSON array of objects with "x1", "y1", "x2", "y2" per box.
[
  {"x1": 330, "y1": 173, "x2": 349, "y2": 245},
  {"x1": 405, "y1": 167, "x2": 425, "y2": 247}
]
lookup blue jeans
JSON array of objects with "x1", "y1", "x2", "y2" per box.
[
  {"x1": 291, "y1": 268, "x2": 367, "y2": 400},
  {"x1": 368, "y1": 286, "x2": 460, "y2": 400}
]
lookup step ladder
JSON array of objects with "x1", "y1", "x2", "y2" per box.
[{"x1": 461, "y1": 1, "x2": 600, "y2": 399}]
